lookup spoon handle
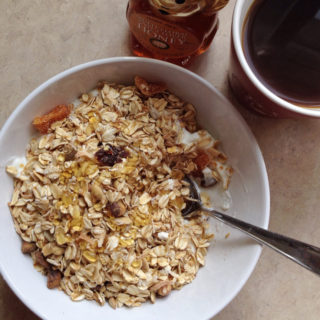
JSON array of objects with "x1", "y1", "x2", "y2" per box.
[{"x1": 206, "y1": 209, "x2": 320, "y2": 276}]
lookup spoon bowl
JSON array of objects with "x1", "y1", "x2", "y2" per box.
[{"x1": 184, "y1": 175, "x2": 320, "y2": 276}]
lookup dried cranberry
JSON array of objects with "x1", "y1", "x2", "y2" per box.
[{"x1": 95, "y1": 145, "x2": 129, "y2": 166}]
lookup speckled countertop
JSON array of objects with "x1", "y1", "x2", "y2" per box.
[{"x1": 1, "y1": 1, "x2": 320, "y2": 319}]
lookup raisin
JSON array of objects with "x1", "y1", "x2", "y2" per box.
[
  {"x1": 94, "y1": 285, "x2": 102, "y2": 292},
  {"x1": 119, "y1": 149, "x2": 129, "y2": 158},
  {"x1": 95, "y1": 145, "x2": 129, "y2": 166}
]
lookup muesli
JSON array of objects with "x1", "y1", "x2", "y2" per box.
[{"x1": 6, "y1": 77, "x2": 232, "y2": 308}]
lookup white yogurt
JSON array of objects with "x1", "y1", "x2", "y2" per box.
[
  {"x1": 200, "y1": 183, "x2": 232, "y2": 211},
  {"x1": 180, "y1": 128, "x2": 200, "y2": 145},
  {"x1": 7, "y1": 156, "x2": 27, "y2": 178}
]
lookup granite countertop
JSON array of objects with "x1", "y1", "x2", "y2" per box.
[{"x1": 1, "y1": 0, "x2": 320, "y2": 319}]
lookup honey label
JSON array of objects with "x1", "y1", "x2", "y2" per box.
[{"x1": 128, "y1": 13, "x2": 200, "y2": 57}]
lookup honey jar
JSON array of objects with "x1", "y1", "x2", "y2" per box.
[{"x1": 127, "y1": 0, "x2": 229, "y2": 66}]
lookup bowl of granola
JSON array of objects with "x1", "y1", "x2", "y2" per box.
[{"x1": 0, "y1": 57, "x2": 269, "y2": 320}]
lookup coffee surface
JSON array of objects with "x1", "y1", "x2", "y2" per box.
[{"x1": 243, "y1": 0, "x2": 320, "y2": 106}]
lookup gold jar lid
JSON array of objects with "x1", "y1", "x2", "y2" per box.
[{"x1": 149, "y1": 0, "x2": 229, "y2": 16}]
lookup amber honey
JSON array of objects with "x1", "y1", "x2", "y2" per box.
[{"x1": 127, "y1": 0, "x2": 228, "y2": 67}]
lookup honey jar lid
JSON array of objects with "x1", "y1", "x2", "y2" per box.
[{"x1": 149, "y1": 0, "x2": 229, "y2": 16}]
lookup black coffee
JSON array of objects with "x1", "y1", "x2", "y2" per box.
[{"x1": 243, "y1": 0, "x2": 320, "y2": 107}]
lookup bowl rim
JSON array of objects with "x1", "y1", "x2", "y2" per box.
[
  {"x1": 232, "y1": 0, "x2": 320, "y2": 117},
  {"x1": 0, "y1": 56, "x2": 270, "y2": 320}
]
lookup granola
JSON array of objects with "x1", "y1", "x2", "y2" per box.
[{"x1": 6, "y1": 77, "x2": 232, "y2": 308}]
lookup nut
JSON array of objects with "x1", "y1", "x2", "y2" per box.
[
  {"x1": 64, "y1": 144, "x2": 77, "y2": 161},
  {"x1": 157, "y1": 284, "x2": 172, "y2": 297},
  {"x1": 33, "y1": 251, "x2": 50, "y2": 270},
  {"x1": 21, "y1": 241, "x2": 37, "y2": 254},
  {"x1": 108, "y1": 201, "x2": 126, "y2": 217},
  {"x1": 47, "y1": 270, "x2": 62, "y2": 289}
]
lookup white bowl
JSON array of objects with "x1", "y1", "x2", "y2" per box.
[{"x1": 0, "y1": 57, "x2": 269, "y2": 320}]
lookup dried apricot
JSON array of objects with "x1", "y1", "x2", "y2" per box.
[
  {"x1": 32, "y1": 104, "x2": 72, "y2": 134},
  {"x1": 194, "y1": 150, "x2": 210, "y2": 171},
  {"x1": 134, "y1": 76, "x2": 167, "y2": 97}
]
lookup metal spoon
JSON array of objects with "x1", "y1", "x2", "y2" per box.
[{"x1": 182, "y1": 176, "x2": 320, "y2": 276}]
